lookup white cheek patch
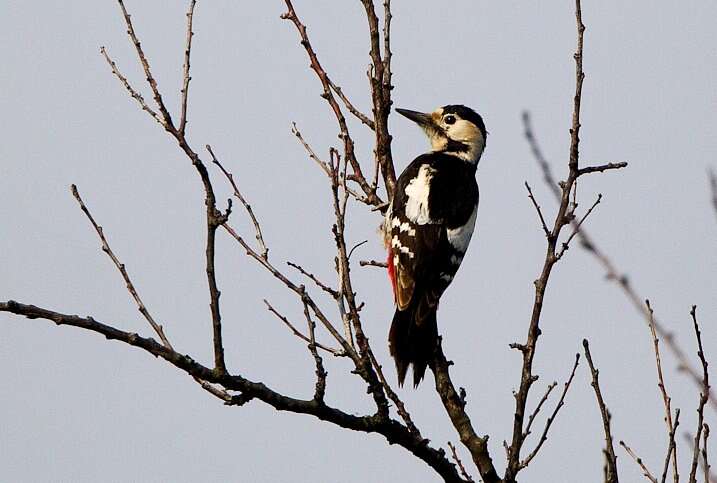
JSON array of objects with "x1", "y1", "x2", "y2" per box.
[
  {"x1": 447, "y1": 206, "x2": 478, "y2": 253},
  {"x1": 404, "y1": 165, "x2": 435, "y2": 224},
  {"x1": 446, "y1": 120, "x2": 485, "y2": 163}
]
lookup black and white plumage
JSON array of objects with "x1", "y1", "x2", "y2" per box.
[{"x1": 385, "y1": 104, "x2": 487, "y2": 387}]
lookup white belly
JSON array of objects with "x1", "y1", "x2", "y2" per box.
[{"x1": 446, "y1": 205, "x2": 477, "y2": 254}]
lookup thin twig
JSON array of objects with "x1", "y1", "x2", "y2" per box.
[
  {"x1": 99, "y1": 47, "x2": 164, "y2": 127},
  {"x1": 520, "y1": 353, "x2": 580, "y2": 469},
  {"x1": 367, "y1": 349, "x2": 420, "y2": 436},
  {"x1": 70, "y1": 185, "x2": 171, "y2": 348},
  {"x1": 263, "y1": 300, "x2": 342, "y2": 356},
  {"x1": 116, "y1": 0, "x2": 175, "y2": 128},
  {"x1": 703, "y1": 424, "x2": 714, "y2": 483},
  {"x1": 179, "y1": 0, "x2": 197, "y2": 136},
  {"x1": 578, "y1": 162, "x2": 628, "y2": 176},
  {"x1": 557, "y1": 193, "x2": 602, "y2": 259},
  {"x1": 620, "y1": 440, "x2": 658, "y2": 483},
  {"x1": 178, "y1": 0, "x2": 197, "y2": 136},
  {"x1": 358, "y1": 0, "x2": 396, "y2": 196},
  {"x1": 281, "y1": 0, "x2": 381, "y2": 206},
  {"x1": 70, "y1": 185, "x2": 235, "y2": 402},
  {"x1": 347, "y1": 240, "x2": 368, "y2": 260},
  {"x1": 329, "y1": 80, "x2": 375, "y2": 130},
  {"x1": 646, "y1": 300, "x2": 678, "y2": 483},
  {"x1": 660, "y1": 409, "x2": 680, "y2": 483},
  {"x1": 523, "y1": 382, "x2": 557, "y2": 441},
  {"x1": 302, "y1": 297, "x2": 328, "y2": 402},
  {"x1": 524, "y1": 181, "x2": 551, "y2": 239},
  {"x1": 688, "y1": 305, "x2": 710, "y2": 483},
  {"x1": 359, "y1": 259, "x2": 388, "y2": 268},
  {"x1": 291, "y1": 123, "x2": 332, "y2": 177},
  {"x1": 207, "y1": 144, "x2": 269, "y2": 259},
  {"x1": 583, "y1": 339, "x2": 619, "y2": 483},
  {"x1": 223, "y1": 222, "x2": 356, "y2": 360},
  {"x1": 287, "y1": 262, "x2": 339, "y2": 299},
  {"x1": 448, "y1": 442, "x2": 475, "y2": 483}
]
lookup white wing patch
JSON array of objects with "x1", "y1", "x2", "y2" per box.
[
  {"x1": 391, "y1": 235, "x2": 414, "y2": 258},
  {"x1": 404, "y1": 165, "x2": 435, "y2": 224},
  {"x1": 446, "y1": 205, "x2": 477, "y2": 254}
]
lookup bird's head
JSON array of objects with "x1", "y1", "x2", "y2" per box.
[{"x1": 396, "y1": 105, "x2": 487, "y2": 164}]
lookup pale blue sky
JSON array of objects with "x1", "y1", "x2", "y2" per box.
[{"x1": 1, "y1": 1, "x2": 716, "y2": 482}]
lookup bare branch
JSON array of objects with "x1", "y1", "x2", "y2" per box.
[
  {"x1": 109, "y1": 0, "x2": 230, "y2": 374},
  {"x1": 263, "y1": 299, "x2": 342, "y2": 356},
  {"x1": 291, "y1": 123, "x2": 332, "y2": 177},
  {"x1": 620, "y1": 440, "x2": 658, "y2": 483},
  {"x1": 328, "y1": 149, "x2": 390, "y2": 419},
  {"x1": 568, "y1": 0, "x2": 585, "y2": 173},
  {"x1": 660, "y1": 409, "x2": 680, "y2": 483},
  {"x1": 688, "y1": 305, "x2": 710, "y2": 483},
  {"x1": 287, "y1": 261, "x2": 339, "y2": 299},
  {"x1": 525, "y1": 87, "x2": 716, "y2": 414},
  {"x1": 505, "y1": 4, "x2": 591, "y2": 481},
  {"x1": 578, "y1": 162, "x2": 628, "y2": 176},
  {"x1": 521, "y1": 353, "x2": 580, "y2": 469},
  {"x1": 582, "y1": 339, "x2": 619, "y2": 483},
  {"x1": 329, "y1": 80, "x2": 375, "y2": 130},
  {"x1": 70, "y1": 185, "x2": 171, "y2": 348},
  {"x1": 704, "y1": 424, "x2": 715, "y2": 483},
  {"x1": 207, "y1": 144, "x2": 269, "y2": 259},
  {"x1": 524, "y1": 181, "x2": 552, "y2": 239},
  {"x1": 448, "y1": 442, "x2": 475, "y2": 483},
  {"x1": 0, "y1": 300, "x2": 468, "y2": 483},
  {"x1": 367, "y1": 349, "x2": 420, "y2": 436},
  {"x1": 281, "y1": 0, "x2": 381, "y2": 206},
  {"x1": 302, "y1": 298, "x2": 328, "y2": 402},
  {"x1": 116, "y1": 0, "x2": 175, "y2": 129},
  {"x1": 358, "y1": 0, "x2": 396, "y2": 196},
  {"x1": 523, "y1": 382, "x2": 557, "y2": 441},
  {"x1": 178, "y1": 0, "x2": 197, "y2": 136},
  {"x1": 99, "y1": 47, "x2": 164, "y2": 127},
  {"x1": 432, "y1": 343, "x2": 500, "y2": 483},
  {"x1": 359, "y1": 259, "x2": 388, "y2": 268},
  {"x1": 222, "y1": 222, "x2": 356, "y2": 360},
  {"x1": 645, "y1": 300, "x2": 678, "y2": 483},
  {"x1": 557, "y1": 193, "x2": 602, "y2": 259}
]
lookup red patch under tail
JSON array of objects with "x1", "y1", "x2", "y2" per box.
[{"x1": 387, "y1": 248, "x2": 397, "y2": 301}]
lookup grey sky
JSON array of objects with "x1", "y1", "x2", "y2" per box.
[{"x1": 1, "y1": 1, "x2": 716, "y2": 482}]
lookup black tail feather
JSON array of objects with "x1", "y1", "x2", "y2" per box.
[{"x1": 388, "y1": 299, "x2": 438, "y2": 387}]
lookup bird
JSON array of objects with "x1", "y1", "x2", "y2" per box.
[{"x1": 384, "y1": 104, "x2": 487, "y2": 387}]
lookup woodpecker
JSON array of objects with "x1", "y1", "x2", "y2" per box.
[{"x1": 384, "y1": 104, "x2": 487, "y2": 387}]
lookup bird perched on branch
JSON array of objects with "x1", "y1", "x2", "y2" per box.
[{"x1": 384, "y1": 105, "x2": 487, "y2": 387}]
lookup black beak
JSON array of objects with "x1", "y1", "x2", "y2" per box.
[{"x1": 395, "y1": 108, "x2": 434, "y2": 128}]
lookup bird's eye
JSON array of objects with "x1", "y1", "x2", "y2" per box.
[{"x1": 444, "y1": 115, "x2": 456, "y2": 125}]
